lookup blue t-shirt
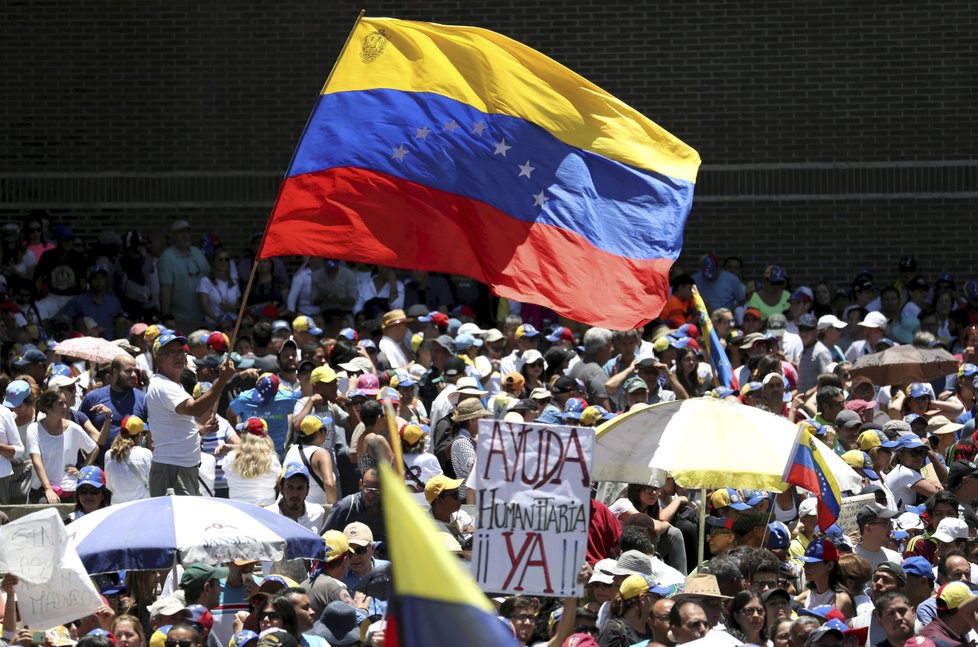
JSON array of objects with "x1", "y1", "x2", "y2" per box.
[
  {"x1": 228, "y1": 387, "x2": 300, "y2": 456},
  {"x1": 692, "y1": 270, "x2": 746, "y2": 311},
  {"x1": 79, "y1": 385, "x2": 148, "y2": 445}
]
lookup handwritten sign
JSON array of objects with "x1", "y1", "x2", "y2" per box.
[
  {"x1": 471, "y1": 420, "x2": 593, "y2": 597},
  {"x1": 0, "y1": 509, "x2": 101, "y2": 629},
  {"x1": 836, "y1": 494, "x2": 876, "y2": 535}
]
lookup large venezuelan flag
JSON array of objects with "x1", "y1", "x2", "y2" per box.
[
  {"x1": 783, "y1": 426, "x2": 842, "y2": 531},
  {"x1": 257, "y1": 17, "x2": 700, "y2": 329},
  {"x1": 378, "y1": 463, "x2": 520, "y2": 647}
]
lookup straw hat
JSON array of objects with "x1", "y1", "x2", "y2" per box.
[
  {"x1": 382, "y1": 309, "x2": 412, "y2": 328},
  {"x1": 675, "y1": 573, "x2": 731, "y2": 600},
  {"x1": 452, "y1": 398, "x2": 491, "y2": 422}
]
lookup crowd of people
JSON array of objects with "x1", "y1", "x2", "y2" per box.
[{"x1": 3, "y1": 214, "x2": 978, "y2": 647}]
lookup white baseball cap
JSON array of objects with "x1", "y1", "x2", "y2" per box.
[
  {"x1": 859, "y1": 311, "x2": 888, "y2": 329},
  {"x1": 932, "y1": 517, "x2": 969, "y2": 543},
  {"x1": 798, "y1": 497, "x2": 818, "y2": 517},
  {"x1": 817, "y1": 314, "x2": 847, "y2": 330}
]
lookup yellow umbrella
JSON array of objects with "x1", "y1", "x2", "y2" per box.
[{"x1": 594, "y1": 397, "x2": 800, "y2": 490}]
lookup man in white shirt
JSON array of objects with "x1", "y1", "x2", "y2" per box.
[
  {"x1": 378, "y1": 309, "x2": 412, "y2": 369},
  {"x1": 146, "y1": 331, "x2": 234, "y2": 496},
  {"x1": 853, "y1": 504, "x2": 901, "y2": 570},
  {"x1": 265, "y1": 463, "x2": 325, "y2": 534},
  {"x1": 846, "y1": 311, "x2": 888, "y2": 362}
]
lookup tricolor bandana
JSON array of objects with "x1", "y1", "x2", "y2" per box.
[{"x1": 255, "y1": 373, "x2": 280, "y2": 403}]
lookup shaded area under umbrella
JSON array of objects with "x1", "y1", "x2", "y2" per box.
[
  {"x1": 849, "y1": 344, "x2": 958, "y2": 385},
  {"x1": 55, "y1": 336, "x2": 130, "y2": 364}
]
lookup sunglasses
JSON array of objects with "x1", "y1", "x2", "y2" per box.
[
  {"x1": 351, "y1": 544, "x2": 372, "y2": 555},
  {"x1": 166, "y1": 641, "x2": 193, "y2": 647},
  {"x1": 258, "y1": 611, "x2": 282, "y2": 622},
  {"x1": 77, "y1": 488, "x2": 102, "y2": 496}
]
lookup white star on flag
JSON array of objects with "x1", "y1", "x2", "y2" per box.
[
  {"x1": 493, "y1": 139, "x2": 511, "y2": 156},
  {"x1": 518, "y1": 161, "x2": 535, "y2": 178},
  {"x1": 443, "y1": 120, "x2": 459, "y2": 132},
  {"x1": 471, "y1": 121, "x2": 487, "y2": 135},
  {"x1": 532, "y1": 190, "x2": 549, "y2": 207},
  {"x1": 415, "y1": 126, "x2": 431, "y2": 140},
  {"x1": 391, "y1": 144, "x2": 409, "y2": 162}
]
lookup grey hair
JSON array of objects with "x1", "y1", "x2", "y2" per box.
[
  {"x1": 582, "y1": 327, "x2": 614, "y2": 354},
  {"x1": 503, "y1": 314, "x2": 523, "y2": 328}
]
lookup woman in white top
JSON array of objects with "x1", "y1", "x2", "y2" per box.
[
  {"x1": 223, "y1": 417, "x2": 281, "y2": 506},
  {"x1": 196, "y1": 250, "x2": 240, "y2": 325},
  {"x1": 27, "y1": 389, "x2": 97, "y2": 504},
  {"x1": 283, "y1": 415, "x2": 336, "y2": 505},
  {"x1": 104, "y1": 414, "x2": 153, "y2": 504},
  {"x1": 400, "y1": 422, "x2": 442, "y2": 493}
]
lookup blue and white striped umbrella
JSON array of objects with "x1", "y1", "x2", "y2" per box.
[{"x1": 66, "y1": 495, "x2": 326, "y2": 574}]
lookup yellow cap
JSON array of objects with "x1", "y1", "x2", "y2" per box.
[
  {"x1": 424, "y1": 475, "x2": 465, "y2": 504},
  {"x1": 299, "y1": 415, "x2": 326, "y2": 437},
  {"x1": 311, "y1": 366, "x2": 337, "y2": 384},
  {"x1": 620, "y1": 574, "x2": 657, "y2": 600},
  {"x1": 322, "y1": 530, "x2": 352, "y2": 562}
]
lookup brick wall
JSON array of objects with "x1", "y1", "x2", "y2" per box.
[{"x1": 1, "y1": 1, "x2": 975, "y2": 291}]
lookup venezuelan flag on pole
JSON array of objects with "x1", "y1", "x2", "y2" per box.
[
  {"x1": 783, "y1": 425, "x2": 843, "y2": 531},
  {"x1": 257, "y1": 17, "x2": 700, "y2": 329},
  {"x1": 691, "y1": 286, "x2": 737, "y2": 389},
  {"x1": 378, "y1": 463, "x2": 520, "y2": 646}
]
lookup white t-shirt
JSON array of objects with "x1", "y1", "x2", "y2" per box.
[
  {"x1": 781, "y1": 332, "x2": 804, "y2": 364},
  {"x1": 404, "y1": 451, "x2": 443, "y2": 486},
  {"x1": 26, "y1": 421, "x2": 97, "y2": 491},
  {"x1": 146, "y1": 373, "x2": 200, "y2": 467},
  {"x1": 104, "y1": 446, "x2": 153, "y2": 503},
  {"x1": 884, "y1": 464, "x2": 924, "y2": 512},
  {"x1": 223, "y1": 451, "x2": 281, "y2": 506},
  {"x1": 283, "y1": 444, "x2": 330, "y2": 505},
  {"x1": 196, "y1": 276, "x2": 240, "y2": 323},
  {"x1": 853, "y1": 544, "x2": 902, "y2": 571},
  {"x1": 0, "y1": 407, "x2": 24, "y2": 479},
  {"x1": 379, "y1": 335, "x2": 409, "y2": 369},
  {"x1": 264, "y1": 500, "x2": 326, "y2": 535}
]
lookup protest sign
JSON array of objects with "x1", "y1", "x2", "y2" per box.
[
  {"x1": 836, "y1": 494, "x2": 876, "y2": 534},
  {"x1": 471, "y1": 420, "x2": 593, "y2": 597},
  {"x1": 0, "y1": 508, "x2": 102, "y2": 629}
]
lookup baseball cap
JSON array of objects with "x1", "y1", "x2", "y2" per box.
[
  {"x1": 443, "y1": 356, "x2": 467, "y2": 377},
  {"x1": 14, "y1": 348, "x2": 48, "y2": 367},
  {"x1": 902, "y1": 556, "x2": 936, "y2": 581},
  {"x1": 389, "y1": 371, "x2": 417, "y2": 389},
  {"x1": 128, "y1": 321, "x2": 147, "y2": 338},
  {"x1": 711, "y1": 488, "x2": 750, "y2": 512},
  {"x1": 119, "y1": 415, "x2": 145, "y2": 437},
  {"x1": 180, "y1": 563, "x2": 229, "y2": 588},
  {"x1": 281, "y1": 462, "x2": 310, "y2": 482},
  {"x1": 515, "y1": 324, "x2": 541, "y2": 339},
  {"x1": 418, "y1": 312, "x2": 450, "y2": 329},
  {"x1": 153, "y1": 331, "x2": 188, "y2": 356},
  {"x1": 292, "y1": 315, "x2": 323, "y2": 336},
  {"x1": 552, "y1": 375, "x2": 579, "y2": 394},
  {"x1": 706, "y1": 515, "x2": 735, "y2": 531},
  {"x1": 855, "y1": 503, "x2": 897, "y2": 528},
  {"x1": 949, "y1": 459, "x2": 978, "y2": 484},
  {"x1": 764, "y1": 264, "x2": 787, "y2": 284},
  {"x1": 76, "y1": 466, "x2": 106, "y2": 490},
  {"x1": 767, "y1": 521, "x2": 790, "y2": 550},
  {"x1": 622, "y1": 376, "x2": 649, "y2": 393},
  {"x1": 834, "y1": 410, "x2": 862, "y2": 430},
  {"x1": 2, "y1": 380, "x2": 32, "y2": 409},
  {"x1": 896, "y1": 434, "x2": 927, "y2": 451},
  {"x1": 857, "y1": 429, "x2": 900, "y2": 452},
  {"x1": 399, "y1": 422, "x2": 427, "y2": 446},
  {"x1": 310, "y1": 366, "x2": 337, "y2": 385},
  {"x1": 298, "y1": 415, "x2": 329, "y2": 437},
  {"x1": 254, "y1": 373, "x2": 280, "y2": 403},
  {"x1": 546, "y1": 326, "x2": 575, "y2": 343},
  {"x1": 791, "y1": 286, "x2": 814, "y2": 302},
  {"x1": 842, "y1": 451, "x2": 879, "y2": 480},
  {"x1": 817, "y1": 314, "x2": 847, "y2": 330},
  {"x1": 619, "y1": 574, "x2": 668, "y2": 600},
  {"x1": 937, "y1": 581, "x2": 974, "y2": 611},
  {"x1": 799, "y1": 539, "x2": 840, "y2": 563},
  {"x1": 580, "y1": 405, "x2": 614, "y2": 426},
  {"x1": 377, "y1": 386, "x2": 401, "y2": 404},
  {"x1": 906, "y1": 382, "x2": 930, "y2": 399},
  {"x1": 355, "y1": 373, "x2": 380, "y2": 395},
  {"x1": 561, "y1": 398, "x2": 588, "y2": 422},
  {"x1": 859, "y1": 311, "x2": 888, "y2": 329},
  {"x1": 343, "y1": 522, "x2": 374, "y2": 547},
  {"x1": 767, "y1": 314, "x2": 788, "y2": 336},
  {"x1": 797, "y1": 313, "x2": 818, "y2": 329},
  {"x1": 186, "y1": 604, "x2": 214, "y2": 632},
  {"x1": 798, "y1": 497, "x2": 818, "y2": 517},
  {"x1": 147, "y1": 596, "x2": 191, "y2": 618},
  {"x1": 588, "y1": 559, "x2": 617, "y2": 585},
  {"x1": 932, "y1": 517, "x2": 969, "y2": 543},
  {"x1": 171, "y1": 219, "x2": 191, "y2": 232},
  {"x1": 230, "y1": 631, "x2": 259, "y2": 647},
  {"x1": 322, "y1": 530, "x2": 353, "y2": 562},
  {"x1": 424, "y1": 475, "x2": 464, "y2": 504},
  {"x1": 337, "y1": 327, "x2": 358, "y2": 341}
]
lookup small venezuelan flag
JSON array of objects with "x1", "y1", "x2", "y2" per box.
[
  {"x1": 692, "y1": 286, "x2": 737, "y2": 389},
  {"x1": 784, "y1": 425, "x2": 842, "y2": 531},
  {"x1": 378, "y1": 463, "x2": 520, "y2": 647},
  {"x1": 258, "y1": 17, "x2": 700, "y2": 329}
]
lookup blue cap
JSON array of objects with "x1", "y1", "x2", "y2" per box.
[
  {"x1": 390, "y1": 371, "x2": 417, "y2": 389},
  {"x1": 823, "y1": 619, "x2": 849, "y2": 632},
  {"x1": 561, "y1": 398, "x2": 588, "y2": 421},
  {"x1": 153, "y1": 331, "x2": 189, "y2": 356},
  {"x1": 338, "y1": 327, "x2": 358, "y2": 341},
  {"x1": 231, "y1": 631, "x2": 259, "y2": 647},
  {"x1": 711, "y1": 387, "x2": 737, "y2": 399},
  {"x1": 767, "y1": 521, "x2": 790, "y2": 550},
  {"x1": 766, "y1": 264, "x2": 788, "y2": 284},
  {"x1": 799, "y1": 605, "x2": 837, "y2": 619},
  {"x1": 891, "y1": 529, "x2": 909, "y2": 541},
  {"x1": 897, "y1": 435, "x2": 927, "y2": 451},
  {"x1": 282, "y1": 463, "x2": 310, "y2": 481},
  {"x1": 823, "y1": 524, "x2": 844, "y2": 540},
  {"x1": 13, "y1": 349, "x2": 47, "y2": 367},
  {"x1": 907, "y1": 382, "x2": 930, "y2": 399},
  {"x1": 904, "y1": 413, "x2": 925, "y2": 426},
  {"x1": 447, "y1": 318, "x2": 463, "y2": 336},
  {"x1": 48, "y1": 363, "x2": 72, "y2": 378},
  {"x1": 902, "y1": 556, "x2": 936, "y2": 580},
  {"x1": 799, "y1": 539, "x2": 839, "y2": 563},
  {"x1": 357, "y1": 339, "x2": 377, "y2": 350},
  {"x1": 2, "y1": 380, "x2": 31, "y2": 409},
  {"x1": 87, "y1": 629, "x2": 113, "y2": 639},
  {"x1": 455, "y1": 333, "x2": 483, "y2": 351},
  {"x1": 905, "y1": 503, "x2": 927, "y2": 515},
  {"x1": 76, "y1": 466, "x2": 105, "y2": 489}
]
